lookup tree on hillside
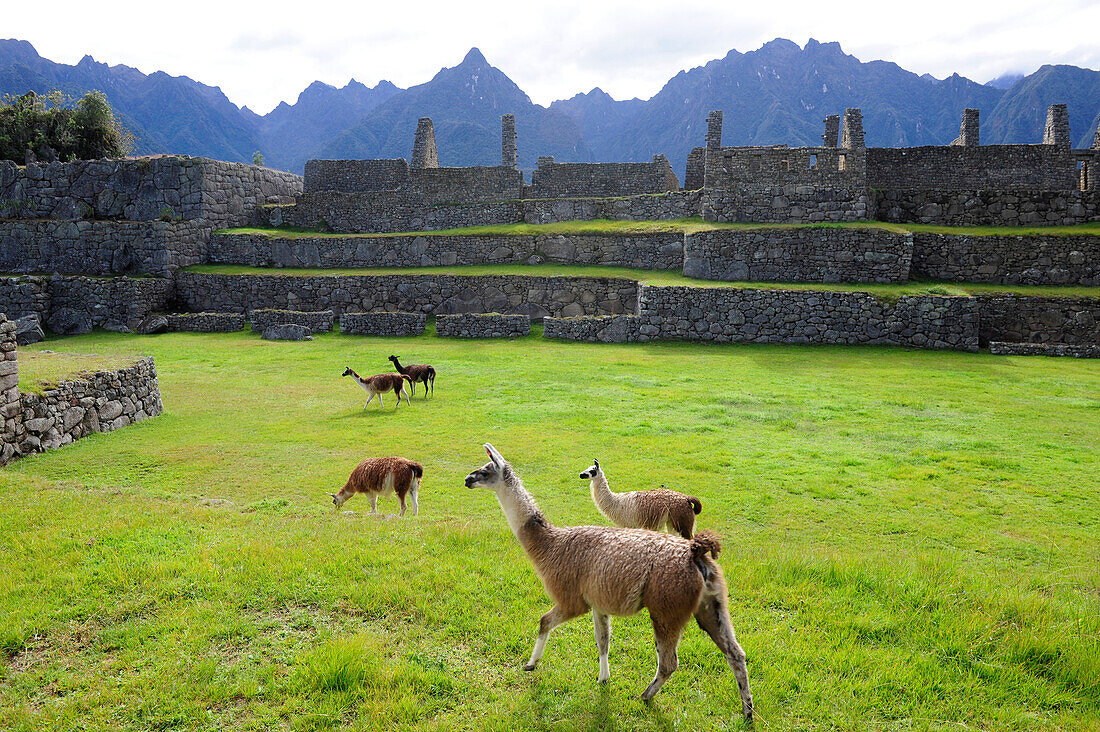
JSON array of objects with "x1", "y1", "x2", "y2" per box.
[{"x1": 0, "y1": 90, "x2": 134, "y2": 163}]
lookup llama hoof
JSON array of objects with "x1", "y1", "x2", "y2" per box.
[
  {"x1": 523, "y1": 663, "x2": 537, "y2": 672},
  {"x1": 598, "y1": 677, "x2": 610, "y2": 685}
]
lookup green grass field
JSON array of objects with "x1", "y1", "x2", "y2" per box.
[
  {"x1": 1, "y1": 331, "x2": 1098, "y2": 730},
  {"x1": 16, "y1": 350, "x2": 140, "y2": 395}
]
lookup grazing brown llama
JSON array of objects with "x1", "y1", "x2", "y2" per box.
[
  {"x1": 330, "y1": 456, "x2": 423, "y2": 516},
  {"x1": 388, "y1": 355, "x2": 435, "y2": 398},
  {"x1": 342, "y1": 367, "x2": 411, "y2": 409},
  {"x1": 580, "y1": 459, "x2": 702, "y2": 539},
  {"x1": 465, "y1": 444, "x2": 752, "y2": 720}
]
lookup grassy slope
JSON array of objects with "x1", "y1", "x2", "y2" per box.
[
  {"x1": 185, "y1": 263, "x2": 1100, "y2": 300},
  {"x1": 1, "y1": 332, "x2": 1098, "y2": 730},
  {"x1": 16, "y1": 351, "x2": 140, "y2": 395},
  {"x1": 221, "y1": 219, "x2": 1100, "y2": 239}
]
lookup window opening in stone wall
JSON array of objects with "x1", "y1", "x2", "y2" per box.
[
  {"x1": 809, "y1": 154, "x2": 817, "y2": 170},
  {"x1": 1078, "y1": 160, "x2": 1086, "y2": 191},
  {"x1": 838, "y1": 153, "x2": 847, "y2": 171}
]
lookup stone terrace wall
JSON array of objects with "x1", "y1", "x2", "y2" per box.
[
  {"x1": 0, "y1": 219, "x2": 210, "y2": 276},
  {"x1": 911, "y1": 233, "x2": 1100, "y2": 285},
  {"x1": 976, "y1": 295, "x2": 1099, "y2": 346},
  {"x1": 209, "y1": 231, "x2": 684, "y2": 270},
  {"x1": 0, "y1": 157, "x2": 301, "y2": 227},
  {"x1": 436, "y1": 313, "x2": 530, "y2": 338},
  {"x1": 529, "y1": 156, "x2": 679, "y2": 198},
  {"x1": 176, "y1": 272, "x2": 639, "y2": 320},
  {"x1": 872, "y1": 189, "x2": 1100, "y2": 226},
  {"x1": 519, "y1": 191, "x2": 702, "y2": 224},
  {"x1": 990, "y1": 342, "x2": 1100, "y2": 357},
  {"x1": 867, "y1": 146, "x2": 1078, "y2": 191},
  {"x1": 543, "y1": 315, "x2": 641, "y2": 343},
  {"x1": 164, "y1": 312, "x2": 246, "y2": 332},
  {"x1": 249, "y1": 309, "x2": 335, "y2": 333},
  {"x1": 0, "y1": 275, "x2": 172, "y2": 333},
  {"x1": 702, "y1": 186, "x2": 868, "y2": 223},
  {"x1": 305, "y1": 159, "x2": 410, "y2": 193},
  {"x1": 683, "y1": 227, "x2": 912, "y2": 283},
  {"x1": 411, "y1": 166, "x2": 524, "y2": 205},
  {"x1": 634, "y1": 286, "x2": 978, "y2": 351},
  {"x1": 339, "y1": 312, "x2": 426, "y2": 336}
]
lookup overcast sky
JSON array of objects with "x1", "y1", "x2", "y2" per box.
[{"x1": 7, "y1": 0, "x2": 1100, "y2": 114}]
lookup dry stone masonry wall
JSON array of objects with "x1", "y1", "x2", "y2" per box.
[
  {"x1": 529, "y1": 156, "x2": 679, "y2": 198},
  {"x1": 989, "y1": 342, "x2": 1099, "y2": 357},
  {"x1": 339, "y1": 312, "x2": 426, "y2": 336},
  {"x1": 164, "y1": 312, "x2": 246, "y2": 332},
  {"x1": 976, "y1": 295, "x2": 1098, "y2": 346},
  {"x1": 436, "y1": 313, "x2": 530, "y2": 338},
  {"x1": 911, "y1": 233, "x2": 1099, "y2": 285},
  {"x1": 249, "y1": 309, "x2": 335, "y2": 334}
]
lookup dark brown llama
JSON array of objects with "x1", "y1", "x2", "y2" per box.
[{"x1": 388, "y1": 355, "x2": 435, "y2": 398}]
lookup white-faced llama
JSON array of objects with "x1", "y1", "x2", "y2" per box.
[
  {"x1": 342, "y1": 367, "x2": 412, "y2": 409},
  {"x1": 465, "y1": 444, "x2": 752, "y2": 720},
  {"x1": 330, "y1": 456, "x2": 423, "y2": 516},
  {"x1": 388, "y1": 355, "x2": 436, "y2": 398},
  {"x1": 581, "y1": 459, "x2": 703, "y2": 539}
]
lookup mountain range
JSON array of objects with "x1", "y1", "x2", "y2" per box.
[{"x1": 2, "y1": 37, "x2": 1098, "y2": 176}]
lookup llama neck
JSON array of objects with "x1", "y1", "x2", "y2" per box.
[
  {"x1": 495, "y1": 474, "x2": 548, "y2": 547},
  {"x1": 392, "y1": 359, "x2": 405, "y2": 373},
  {"x1": 589, "y1": 470, "x2": 623, "y2": 517}
]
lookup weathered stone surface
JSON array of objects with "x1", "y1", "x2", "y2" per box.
[
  {"x1": 339, "y1": 312, "x2": 426, "y2": 336},
  {"x1": 262, "y1": 324, "x2": 312, "y2": 341},
  {"x1": 14, "y1": 314, "x2": 44, "y2": 345},
  {"x1": 46, "y1": 307, "x2": 92, "y2": 335},
  {"x1": 164, "y1": 312, "x2": 246, "y2": 333},
  {"x1": 436, "y1": 313, "x2": 530, "y2": 338},
  {"x1": 990, "y1": 342, "x2": 1099, "y2": 357},
  {"x1": 250, "y1": 309, "x2": 334, "y2": 334},
  {"x1": 136, "y1": 314, "x2": 170, "y2": 335}
]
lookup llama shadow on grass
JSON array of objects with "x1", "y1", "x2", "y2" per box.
[{"x1": 524, "y1": 675, "x2": 674, "y2": 732}]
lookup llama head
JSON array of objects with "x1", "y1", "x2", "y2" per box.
[
  {"x1": 327, "y1": 491, "x2": 347, "y2": 508},
  {"x1": 579, "y1": 458, "x2": 601, "y2": 480},
  {"x1": 341, "y1": 367, "x2": 354, "y2": 377},
  {"x1": 388, "y1": 355, "x2": 399, "y2": 364},
  {"x1": 465, "y1": 443, "x2": 510, "y2": 488}
]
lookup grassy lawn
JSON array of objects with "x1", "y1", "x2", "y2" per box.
[
  {"x1": 185, "y1": 263, "x2": 1100, "y2": 300},
  {"x1": 16, "y1": 350, "x2": 141, "y2": 395},
  {"x1": 1, "y1": 331, "x2": 1098, "y2": 730},
  {"x1": 223, "y1": 219, "x2": 1100, "y2": 239}
]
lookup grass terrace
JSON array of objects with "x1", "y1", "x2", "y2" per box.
[
  {"x1": 185, "y1": 264, "x2": 1100, "y2": 300},
  {"x1": 15, "y1": 350, "x2": 140, "y2": 395},
  {"x1": 220, "y1": 218, "x2": 1100, "y2": 239},
  {"x1": 0, "y1": 331, "x2": 1098, "y2": 730}
]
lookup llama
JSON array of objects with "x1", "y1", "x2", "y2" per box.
[
  {"x1": 330, "y1": 456, "x2": 423, "y2": 516},
  {"x1": 342, "y1": 367, "x2": 411, "y2": 409},
  {"x1": 465, "y1": 444, "x2": 752, "y2": 719},
  {"x1": 580, "y1": 459, "x2": 702, "y2": 539},
  {"x1": 388, "y1": 355, "x2": 435, "y2": 398}
]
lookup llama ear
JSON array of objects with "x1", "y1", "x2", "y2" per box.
[{"x1": 484, "y1": 443, "x2": 504, "y2": 467}]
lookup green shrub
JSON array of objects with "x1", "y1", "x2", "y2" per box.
[{"x1": 0, "y1": 89, "x2": 134, "y2": 163}]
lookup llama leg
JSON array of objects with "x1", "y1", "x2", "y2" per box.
[
  {"x1": 397, "y1": 492, "x2": 407, "y2": 517},
  {"x1": 641, "y1": 622, "x2": 683, "y2": 701},
  {"x1": 525, "y1": 605, "x2": 580, "y2": 671},
  {"x1": 695, "y1": 594, "x2": 753, "y2": 721},
  {"x1": 363, "y1": 393, "x2": 374, "y2": 409},
  {"x1": 369, "y1": 494, "x2": 378, "y2": 515},
  {"x1": 409, "y1": 482, "x2": 419, "y2": 516},
  {"x1": 592, "y1": 610, "x2": 612, "y2": 683},
  {"x1": 402, "y1": 386, "x2": 411, "y2": 406}
]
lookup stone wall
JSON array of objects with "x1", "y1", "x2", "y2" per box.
[
  {"x1": 705, "y1": 146, "x2": 866, "y2": 188},
  {"x1": 0, "y1": 219, "x2": 210, "y2": 276},
  {"x1": 633, "y1": 286, "x2": 978, "y2": 351},
  {"x1": 867, "y1": 145, "x2": 1078, "y2": 191},
  {"x1": 176, "y1": 272, "x2": 639, "y2": 320},
  {"x1": 304, "y1": 159, "x2": 410, "y2": 193},
  {"x1": 519, "y1": 191, "x2": 702, "y2": 224},
  {"x1": 164, "y1": 312, "x2": 246, "y2": 332},
  {"x1": 872, "y1": 189, "x2": 1100, "y2": 226},
  {"x1": 411, "y1": 166, "x2": 524, "y2": 205},
  {"x1": 0, "y1": 316, "x2": 163, "y2": 465},
  {"x1": 0, "y1": 157, "x2": 301, "y2": 227},
  {"x1": 339, "y1": 312, "x2": 426, "y2": 336},
  {"x1": 911, "y1": 233, "x2": 1100, "y2": 285},
  {"x1": 989, "y1": 342, "x2": 1099, "y2": 357},
  {"x1": 976, "y1": 295, "x2": 1098, "y2": 346},
  {"x1": 529, "y1": 156, "x2": 679, "y2": 198},
  {"x1": 0, "y1": 275, "x2": 173, "y2": 333},
  {"x1": 436, "y1": 313, "x2": 530, "y2": 338},
  {"x1": 543, "y1": 315, "x2": 641, "y2": 343},
  {"x1": 683, "y1": 227, "x2": 912, "y2": 283},
  {"x1": 702, "y1": 186, "x2": 868, "y2": 223},
  {"x1": 209, "y1": 231, "x2": 684, "y2": 270},
  {"x1": 249, "y1": 309, "x2": 335, "y2": 333}
]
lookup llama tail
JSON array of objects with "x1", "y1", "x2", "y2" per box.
[
  {"x1": 690, "y1": 530, "x2": 722, "y2": 561},
  {"x1": 409, "y1": 461, "x2": 424, "y2": 479},
  {"x1": 689, "y1": 496, "x2": 703, "y2": 515}
]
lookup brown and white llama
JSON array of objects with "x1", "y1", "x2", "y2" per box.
[
  {"x1": 580, "y1": 459, "x2": 702, "y2": 539},
  {"x1": 342, "y1": 367, "x2": 412, "y2": 409},
  {"x1": 465, "y1": 444, "x2": 752, "y2": 720},
  {"x1": 388, "y1": 355, "x2": 435, "y2": 398},
  {"x1": 330, "y1": 456, "x2": 423, "y2": 516}
]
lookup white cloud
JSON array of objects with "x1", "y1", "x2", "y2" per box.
[{"x1": 5, "y1": 0, "x2": 1099, "y2": 113}]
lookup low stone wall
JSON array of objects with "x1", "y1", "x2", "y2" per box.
[
  {"x1": 543, "y1": 315, "x2": 641, "y2": 343},
  {"x1": 209, "y1": 231, "x2": 684, "y2": 270},
  {"x1": 910, "y1": 233, "x2": 1100, "y2": 285},
  {"x1": 683, "y1": 227, "x2": 911, "y2": 283},
  {"x1": 702, "y1": 186, "x2": 868, "y2": 224},
  {"x1": 519, "y1": 191, "x2": 702, "y2": 224},
  {"x1": 249, "y1": 309, "x2": 335, "y2": 334},
  {"x1": 0, "y1": 219, "x2": 211, "y2": 276},
  {"x1": 436, "y1": 313, "x2": 530, "y2": 338},
  {"x1": 46, "y1": 276, "x2": 174, "y2": 334},
  {"x1": 529, "y1": 157, "x2": 678, "y2": 199},
  {"x1": 0, "y1": 316, "x2": 163, "y2": 464},
  {"x1": 0, "y1": 276, "x2": 49, "y2": 320},
  {"x1": 976, "y1": 295, "x2": 1099, "y2": 346},
  {"x1": 339, "y1": 312, "x2": 426, "y2": 336},
  {"x1": 989, "y1": 342, "x2": 1100, "y2": 357},
  {"x1": 164, "y1": 312, "x2": 246, "y2": 332},
  {"x1": 176, "y1": 272, "x2": 639, "y2": 320},
  {"x1": 634, "y1": 286, "x2": 978, "y2": 351},
  {"x1": 873, "y1": 189, "x2": 1100, "y2": 227}
]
